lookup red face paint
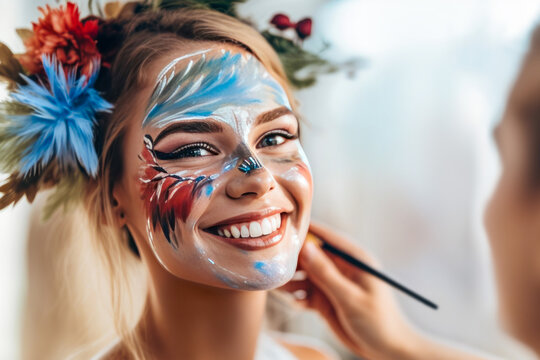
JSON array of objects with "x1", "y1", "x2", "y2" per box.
[{"x1": 140, "y1": 136, "x2": 212, "y2": 247}]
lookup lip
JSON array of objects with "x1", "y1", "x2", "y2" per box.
[
  {"x1": 204, "y1": 213, "x2": 288, "y2": 251},
  {"x1": 204, "y1": 208, "x2": 286, "y2": 228}
]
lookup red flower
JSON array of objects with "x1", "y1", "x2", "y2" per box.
[
  {"x1": 295, "y1": 18, "x2": 312, "y2": 40},
  {"x1": 270, "y1": 14, "x2": 293, "y2": 30},
  {"x1": 270, "y1": 13, "x2": 313, "y2": 40},
  {"x1": 18, "y1": 2, "x2": 100, "y2": 77}
]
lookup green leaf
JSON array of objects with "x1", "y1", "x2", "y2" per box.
[
  {"x1": 0, "y1": 172, "x2": 40, "y2": 209},
  {"x1": 0, "y1": 101, "x2": 32, "y2": 174},
  {"x1": 148, "y1": 0, "x2": 246, "y2": 16},
  {"x1": 15, "y1": 28, "x2": 33, "y2": 43},
  {"x1": 42, "y1": 172, "x2": 86, "y2": 220},
  {"x1": 0, "y1": 42, "x2": 24, "y2": 88},
  {"x1": 261, "y1": 31, "x2": 339, "y2": 89}
]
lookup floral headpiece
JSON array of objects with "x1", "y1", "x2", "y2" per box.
[{"x1": 0, "y1": 0, "x2": 352, "y2": 217}]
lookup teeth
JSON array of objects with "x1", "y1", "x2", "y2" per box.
[
  {"x1": 215, "y1": 213, "x2": 284, "y2": 238},
  {"x1": 270, "y1": 217, "x2": 277, "y2": 232},
  {"x1": 241, "y1": 225, "x2": 250, "y2": 238},
  {"x1": 249, "y1": 221, "x2": 263, "y2": 237},
  {"x1": 261, "y1": 218, "x2": 272, "y2": 235}
]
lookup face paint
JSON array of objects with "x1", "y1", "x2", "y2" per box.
[
  {"x1": 140, "y1": 135, "x2": 215, "y2": 249},
  {"x1": 143, "y1": 50, "x2": 291, "y2": 133},
  {"x1": 237, "y1": 156, "x2": 263, "y2": 174},
  {"x1": 138, "y1": 48, "x2": 312, "y2": 290}
]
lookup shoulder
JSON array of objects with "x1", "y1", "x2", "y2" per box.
[
  {"x1": 91, "y1": 340, "x2": 131, "y2": 360},
  {"x1": 271, "y1": 332, "x2": 340, "y2": 360},
  {"x1": 278, "y1": 340, "x2": 337, "y2": 360}
]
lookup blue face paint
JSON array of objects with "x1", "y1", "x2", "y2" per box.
[
  {"x1": 254, "y1": 261, "x2": 269, "y2": 276},
  {"x1": 143, "y1": 51, "x2": 291, "y2": 129},
  {"x1": 237, "y1": 156, "x2": 263, "y2": 174},
  {"x1": 205, "y1": 184, "x2": 214, "y2": 197}
]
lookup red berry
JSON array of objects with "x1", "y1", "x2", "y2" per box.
[
  {"x1": 270, "y1": 13, "x2": 293, "y2": 30},
  {"x1": 295, "y1": 18, "x2": 312, "y2": 39}
]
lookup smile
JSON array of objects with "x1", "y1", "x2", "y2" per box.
[{"x1": 204, "y1": 211, "x2": 288, "y2": 250}]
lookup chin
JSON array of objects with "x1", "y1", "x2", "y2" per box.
[
  {"x1": 212, "y1": 262, "x2": 297, "y2": 291},
  {"x1": 201, "y1": 216, "x2": 304, "y2": 290},
  {"x1": 497, "y1": 291, "x2": 540, "y2": 351},
  {"x1": 176, "y1": 244, "x2": 301, "y2": 291},
  {"x1": 151, "y1": 211, "x2": 307, "y2": 291}
]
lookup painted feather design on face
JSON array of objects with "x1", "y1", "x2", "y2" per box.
[
  {"x1": 140, "y1": 135, "x2": 213, "y2": 248},
  {"x1": 142, "y1": 51, "x2": 291, "y2": 129}
]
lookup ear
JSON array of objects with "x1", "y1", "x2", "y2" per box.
[{"x1": 111, "y1": 185, "x2": 127, "y2": 227}]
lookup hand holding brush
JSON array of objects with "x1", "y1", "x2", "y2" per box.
[{"x1": 280, "y1": 222, "x2": 486, "y2": 360}]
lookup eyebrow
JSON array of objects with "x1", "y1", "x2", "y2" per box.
[
  {"x1": 154, "y1": 121, "x2": 223, "y2": 145},
  {"x1": 254, "y1": 106, "x2": 295, "y2": 126}
]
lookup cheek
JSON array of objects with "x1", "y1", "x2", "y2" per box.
[
  {"x1": 485, "y1": 172, "x2": 525, "y2": 266},
  {"x1": 485, "y1": 170, "x2": 540, "y2": 330},
  {"x1": 275, "y1": 160, "x2": 313, "y2": 208},
  {"x1": 264, "y1": 144, "x2": 313, "y2": 207},
  {"x1": 486, "y1": 168, "x2": 536, "y2": 245},
  {"x1": 484, "y1": 179, "x2": 504, "y2": 242},
  {"x1": 139, "y1": 140, "x2": 214, "y2": 247}
]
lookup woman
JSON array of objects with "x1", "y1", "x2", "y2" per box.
[
  {"x1": 2, "y1": 3, "x2": 334, "y2": 359},
  {"x1": 93, "y1": 13, "x2": 317, "y2": 360},
  {"x1": 86, "y1": 7, "x2": 324, "y2": 359}
]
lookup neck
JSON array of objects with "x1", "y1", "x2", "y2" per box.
[{"x1": 138, "y1": 268, "x2": 267, "y2": 360}]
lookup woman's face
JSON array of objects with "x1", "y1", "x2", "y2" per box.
[
  {"x1": 485, "y1": 53, "x2": 540, "y2": 345},
  {"x1": 116, "y1": 43, "x2": 313, "y2": 290}
]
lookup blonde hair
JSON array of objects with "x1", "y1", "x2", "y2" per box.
[{"x1": 80, "y1": 7, "x2": 296, "y2": 359}]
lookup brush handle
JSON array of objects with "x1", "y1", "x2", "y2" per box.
[{"x1": 320, "y1": 242, "x2": 438, "y2": 310}]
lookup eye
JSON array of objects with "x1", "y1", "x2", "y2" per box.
[
  {"x1": 257, "y1": 130, "x2": 298, "y2": 149},
  {"x1": 154, "y1": 142, "x2": 219, "y2": 160}
]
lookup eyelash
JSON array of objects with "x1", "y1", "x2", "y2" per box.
[
  {"x1": 153, "y1": 129, "x2": 297, "y2": 160},
  {"x1": 154, "y1": 142, "x2": 219, "y2": 160},
  {"x1": 257, "y1": 129, "x2": 298, "y2": 149}
]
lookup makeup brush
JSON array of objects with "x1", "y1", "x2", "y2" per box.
[{"x1": 306, "y1": 233, "x2": 438, "y2": 310}]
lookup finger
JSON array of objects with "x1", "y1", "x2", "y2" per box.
[
  {"x1": 309, "y1": 222, "x2": 380, "y2": 268},
  {"x1": 308, "y1": 222, "x2": 381, "y2": 292},
  {"x1": 307, "y1": 285, "x2": 366, "y2": 355},
  {"x1": 279, "y1": 278, "x2": 310, "y2": 294},
  {"x1": 325, "y1": 251, "x2": 377, "y2": 292},
  {"x1": 299, "y1": 240, "x2": 363, "y2": 309}
]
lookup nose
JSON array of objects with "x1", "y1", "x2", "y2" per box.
[{"x1": 226, "y1": 159, "x2": 277, "y2": 199}]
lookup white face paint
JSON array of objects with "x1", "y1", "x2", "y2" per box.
[{"x1": 139, "y1": 48, "x2": 313, "y2": 290}]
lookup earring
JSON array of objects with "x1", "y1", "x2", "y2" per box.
[{"x1": 123, "y1": 226, "x2": 140, "y2": 258}]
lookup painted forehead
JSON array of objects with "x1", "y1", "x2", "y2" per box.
[{"x1": 142, "y1": 49, "x2": 292, "y2": 129}]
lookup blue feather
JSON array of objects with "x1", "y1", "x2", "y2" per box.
[{"x1": 9, "y1": 55, "x2": 112, "y2": 177}]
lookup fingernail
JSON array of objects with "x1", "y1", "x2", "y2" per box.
[
  {"x1": 293, "y1": 289, "x2": 307, "y2": 300},
  {"x1": 291, "y1": 270, "x2": 307, "y2": 281}
]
